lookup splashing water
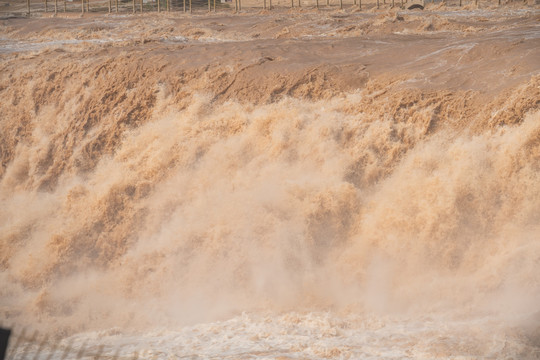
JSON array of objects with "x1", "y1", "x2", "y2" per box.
[{"x1": 1, "y1": 7, "x2": 539, "y2": 360}]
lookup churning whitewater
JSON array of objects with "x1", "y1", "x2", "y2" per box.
[{"x1": 1, "y1": 4, "x2": 539, "y2": 359}]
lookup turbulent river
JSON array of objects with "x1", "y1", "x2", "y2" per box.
[{"x1": 1, "y1": 4, "x2": 539, "y2": 359}]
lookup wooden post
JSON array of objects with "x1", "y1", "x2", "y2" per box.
[
  {"x1": 108, "y1": 0, "x2": 111, "y2": 12},
  {"x1": 358, "y1": 0, "x2": 361, "y2": 8},
  {"x1": 64, "y1": 0, "x2": 66, "y2": 12},
  {"x1": 158, "y1": 0, "x2": 160, "y2": 12},
  {"x1": 298, "y1": 0, "x2": 301, "y2": 7},
  {"x1": 291, "y1": 0, "x2": 294, "y2": 7},
  {"x1": 208, "y1": 0, "x2": 210, "y2": 11},
  {"x1": 87, "y1": 0, "x2": 89, "y2": 12},
  {"x1": 239, "y1": 0, "x2": 241, "y2": 10},
  {"x1": 81, "y1": 0, "x2": 84, "y2": 13},
  {"x1": 401, "y1": 0, "x2": 403, "y2": 7},
  {"x1": 235, "y1": 0, "x2": 237, "y2": 12},
  {"x1": 459, "y1": 0, "x2": 461, "y2": 5},
  {"x1": 339, "y1": 0, "x2": 342, "y2": 8},
  {"x1": 316, "y1": 0, "x2": 319, "y2": 8},
  {"x1": 55, "y1": 0, "x2": 58, "y2": 13},
  {"x1": 269, "y1": 0, "x2": 272, "y2": 8},
  {"x1": 213, "y1": 0, "x2": 215, "y2": 11},
  {"x1": 45, "y1": 0, "x2": 48, "y2": 12},
  {"x1": 264, "y1": 0, "x2": 266, "y2": 9},
  {"x1": 140, "y1": 0, "x2": 143, "y2": 12},
  {"x1": 326, "y1": 0, "x2": 329, "y2": 6},
  {"x1": 27, "y1": 0, "x2": 30, "y2": 15},
  {"x1": 377, "y1": 0, "x2": 379, "y2": 8},
  {"x1": 189, "y1": 0, "x2": 192, "y2": 13},
  {"x1": 132, "y1": 0, "x2": 135, "y2": 13},
  {"x1": 167, "y1": 0, "x2": 170, "y2": 11},
  {"x1": 392, "y1": 0, "x2": 394, "y2": 6},
  {"x1": 183, "y1": 0, "x2": 186, "y2": 12}
]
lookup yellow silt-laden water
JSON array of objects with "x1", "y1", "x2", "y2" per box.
[{"x1": 0, "y1": 5, "x2": 539, "y2": 359}]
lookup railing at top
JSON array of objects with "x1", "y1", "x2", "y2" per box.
[
  {"x1": 0, "y1": 0, "x2": 498, "y2": 17},
  {"x1": 0, "y1": 327, "x2": 141, "y2": 360},
  {"x1": 0, "y1": 326, "x2": 252, "y2": 360}
]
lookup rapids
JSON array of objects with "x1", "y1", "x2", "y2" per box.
[{"x1": 1, "y1": 5, "x2": 539, "y2": 359}]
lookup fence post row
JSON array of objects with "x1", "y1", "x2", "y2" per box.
[{"x1": 8, "y1": 0, "x2": 509, "y2": 14}]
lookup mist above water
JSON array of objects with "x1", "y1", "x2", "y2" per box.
[{"x1": 2, "y1": 90, "x2": 539, "y2": 332}]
